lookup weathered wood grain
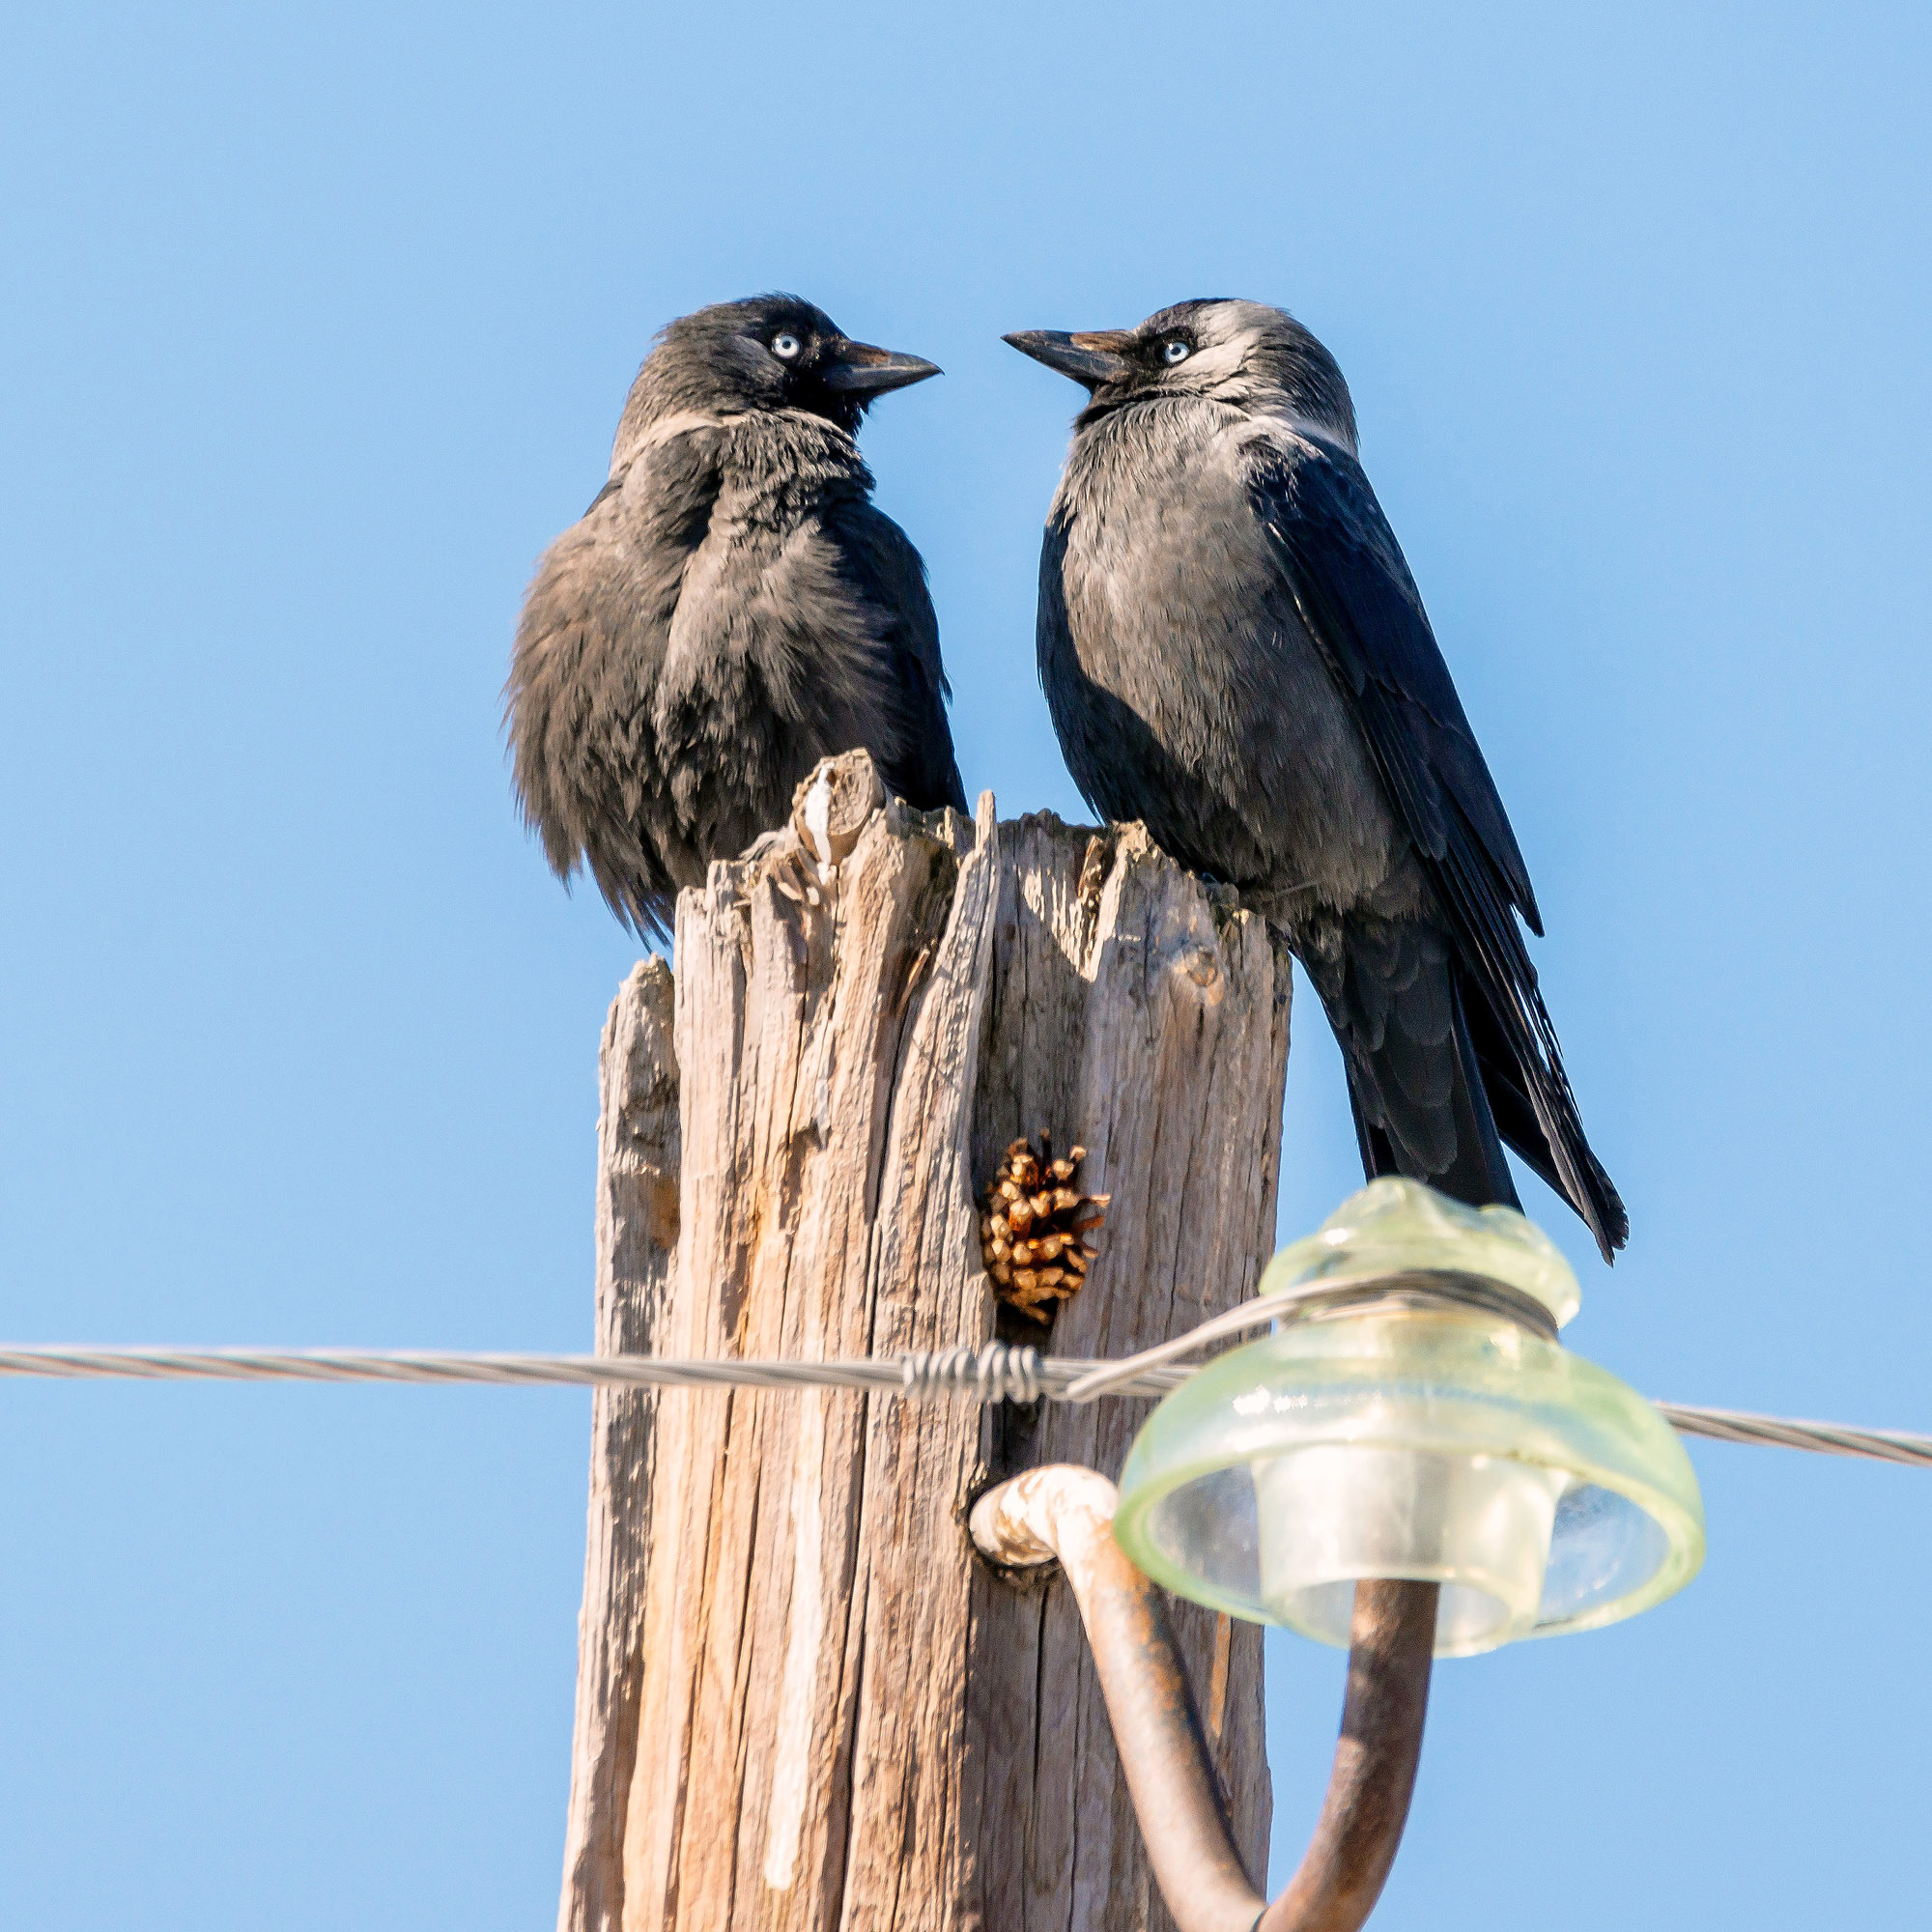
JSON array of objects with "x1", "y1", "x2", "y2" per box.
[
  {"x1": 559, "y1": 755, "x2": 1293, "y2": 1932},
  {"x1": 964, "y1": 815, "x2": 1291, "y2": 1932},
  {"x1": 560, "y1": 958, "x2": 682, "y2": 1932}
]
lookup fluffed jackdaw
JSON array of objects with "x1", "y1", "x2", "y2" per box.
[
  {"x1": 507, "y1": 294, "x2": 967, "y2": 941},
  {"x1": 1007, "y1": 300, "x2": 1626, "y2": 1258}
]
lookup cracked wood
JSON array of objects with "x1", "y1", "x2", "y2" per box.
[{"x1": 560, "y1": 753, "x2": 1291, "y2": 1931}]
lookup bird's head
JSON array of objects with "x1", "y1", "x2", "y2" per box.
[
  {"x1": 1004, "y1": 298, "x2": 1357, "y2": 448},
  {"x1": 621, "y1": 295, "x2": 941, "y2": 445}
]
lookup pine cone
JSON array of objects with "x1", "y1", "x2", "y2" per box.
[{"x1": 979, "y1": 1133, "x2": 1109, "y2": 1323}]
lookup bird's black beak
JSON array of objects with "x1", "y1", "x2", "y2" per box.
[
  {"x1": 821, "y1": 339, "x2": 943, "y2": 395},
  {"x1": 1003, "y1": 329, "x2": 1134, "y2": 389}
]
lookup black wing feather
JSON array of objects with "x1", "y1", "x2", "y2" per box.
[
  {"x1": 827, "y1": 499, "x2": 969, "y2": 815},
  {"x1": 1251, "y1": 438, "x2": 1626, "y2": 1256}
]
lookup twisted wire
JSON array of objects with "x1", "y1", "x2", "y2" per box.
[
  {"x1": 901, "y1": 1344, "x2": 1044, "y2": 1404},
  {"x1": 0, "y1": 1343, "x2": 1184, "y2": 1402},
  {"x1": 1656, "y1": 1402, "x2": 1932, "y2": 1468},
  {"x1": 0, "y1": 1343, "x2": 1923, "y2": 1469}
]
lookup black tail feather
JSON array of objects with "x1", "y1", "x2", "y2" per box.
[
  {"x1": 1306, "y1": 912, "x2": 1625, "y2": 1258},
  {"x1": 1315, "y1": 916, "x2": 1520, "y2": 1214},
  {"x1": 1456, "y1": 961, "x2": 1627, "y2": 1258}
]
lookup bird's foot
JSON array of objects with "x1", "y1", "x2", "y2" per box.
[
  {"x1": 736, "y1": 825, "x2": 827, "y2": 913},
  {"x1": 738, "y1": 827, "x2": 794, "y2": 867}
]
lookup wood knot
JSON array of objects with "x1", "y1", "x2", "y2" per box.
[{"x1": 1176, "y1": 946, "x2": 1222, "y2": 992}]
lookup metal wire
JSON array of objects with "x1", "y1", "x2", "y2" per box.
[
  {"x1": 0, "y1": 1342, "x2": 1190, "y2": 1403},
  {"x1": 1655, "y1": 1402, "x2": 1932, "y2": 1468},
  {"x1": 0, "y1": 1342, "x2": 1923, "y2": 1469}
]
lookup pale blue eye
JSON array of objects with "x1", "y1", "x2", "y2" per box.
[
  {"x1": 1162, "y1": 339, "x2": 1191, "y2": 365},
  {"x1": 771, "y1": 332, "x2": 803, "y2": 360}
]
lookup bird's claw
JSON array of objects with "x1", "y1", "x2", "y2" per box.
[{"x1": 741, "y1": 825, "x2": 827, "y2": 911}]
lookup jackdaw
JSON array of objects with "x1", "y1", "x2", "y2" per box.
[
  {"x1": 1006, "y1": 300, "x2": 1625, "y2": 1257},
  {"x1": 507, "y1": 294, "x2": 967, "y2": 941}
]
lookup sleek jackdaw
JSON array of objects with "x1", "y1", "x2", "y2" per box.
[
  {"x1": 507, "y1": 294, "x2": 967, "y2": 941},
  {"x1": 1007, "y1": 300, "x2": 1625, "y2": 1257}
]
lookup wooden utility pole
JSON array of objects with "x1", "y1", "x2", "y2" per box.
[{"x1": 559, "y1": 754, "x2": 1293, "y2": 1932}]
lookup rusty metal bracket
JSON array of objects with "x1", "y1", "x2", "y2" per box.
[{"x1": 969, "y1": 1466, "x2": 1435, "y2": 1932}]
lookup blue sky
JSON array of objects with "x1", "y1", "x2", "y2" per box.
[{"x1": 3, "y1": 2, "x2": 1928, "y2": 1924}]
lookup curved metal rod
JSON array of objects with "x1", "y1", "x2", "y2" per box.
[
  {"x1": 969, "y1": 1466, "x2": 1435, "y2": 1932},
  {"x1": 1257, "y1": 1577, "x2": 1435, "y2": 1932}
]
